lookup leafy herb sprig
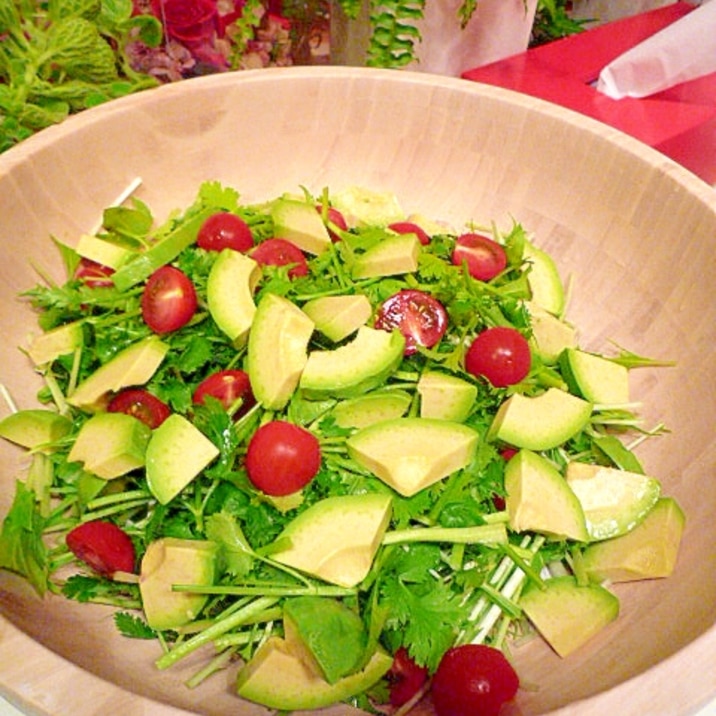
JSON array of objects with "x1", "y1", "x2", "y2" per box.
[{"x1": 0, "y1": 0, "x2": 161, "y2": 152}]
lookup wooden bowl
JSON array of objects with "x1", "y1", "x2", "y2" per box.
[{"x1": 0, "y1": 67, "x2": 714, "y2": 716}]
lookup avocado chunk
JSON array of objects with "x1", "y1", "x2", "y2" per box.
[
  {"x1": 405, "y1": 212, "x2": 450, "y2": 236},
  {"x1": 271, "y1": 198, "x2": 332, "y2": 255},
  {"x1": 582, "y1": 497, "x2": 685, "y2": 583},
  {"x1": 0, "y1": 409, "x2": 72, "y2": 450},
  {"x1": 207, "y1": 248, "x2": 262, "y2": 347},
  {"x1": 247, "y1": 293, "x2": 314, "y2": 410},
  {"x1": 505, "y1": 450, "x2": 589, "y2": 541},
  {"x1": 301, "y1": 294, "x2": 372, "y2": 342},
  {"x1": 145, "y1": 414, "x2": 219, "y2": 504},
  {"x1": 331, "y1": 390, "x2": 412, "y2": 429},
  {"x1": 110, "y1": 208, "x2": 212, "y2": 291},
  {"x1": 526, "y1": 302, "x2": 577, "y2": 365},
  {"x1": 270, "y1": 493, "x2": 392, "y2": 587},
  {"x1": 67, "y1": 412, "x2": 152, "y2": 479},
  {"x1": 488, "y1": 387, "x2": 592, "y2": 451},
  {"x1": 75, "y1": 233, "x2": 134, "y2": 270},
  {"x1": 26, "y1": 321, "x2": 84, "y2": 366},
  {"x1": 67, "y1": 336, "x2": 169, "y2": 411},
  {"x1": 560, "y1": 348, "x2": 630, "y2": 404},
  {"x1": 520, "y1": 575, "x2": 619, "y2": 657},
  {"x1": 565, "y1": 461, "x2": 661, "y2": 541},
  {"x1": 236, "y1": 635, "x2": 392, "y2": 711},
  {"x1": 523, "y1": 240, "x2": 565, "y2": 316},
  {"x1": 283, "y1": 597, "x2": 367, "y2": 683},
  {"x1": 299, "y1": 326, "x2": 405, "y2": 399},
  {"x1": 351, "y1": 234, "x2": 422, "y2": 280},
  {"x1": 347, "y1": 417, "x2": 478, "y2": 497},
  {"x1": 140, "y1": 537, "x2": 217, "y2": 631},
  {"x1": 417, "y1": 371, "x2": 477, "y2": 422},
  {"x1": 331, "y1": 186, "x2": 404, "y2": 227}
]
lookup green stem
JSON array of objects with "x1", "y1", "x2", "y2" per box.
[
  {"x1": 382, "y1": 522, "x2": 507, "y2": 546},
  {"x1": 185, "y1": 647, "x2": 238, "y2": 689},
  {"x1": 86, "y1": 489, "x2": 152, "y2": 510},
  {"x1": 82, "y1": 498, "x2": 153, "y2": 522},
  {"x1": 172, "y1": 584, "x2": 356, "y2": 598},
  {"x1": 155, "y1": 596, "x2": 278, "y2": 670}
]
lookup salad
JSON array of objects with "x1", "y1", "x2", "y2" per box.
[{"x1": 0, "y1": 181, "x2": 684, "y2": 716}]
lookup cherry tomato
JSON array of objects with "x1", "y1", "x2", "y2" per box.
[
  {"x1": 66, "y1": 520, "x2": 136, "y2": 577},
  {"x1": 387, "y1": 647, "x2": 429, "y2": 707},
  {"x1": 500, "y1": 447, "x2": 518, "y2": 461},
  {"x1": 107, "y1": 388, "x2": 171, "y2": 429},
  {"x1": 193, "y1": 369, "x2": 255, "y2": 417},
  {"x1": 465, "y1": 326, "x2": 531, "y2": 388},
  {"x1": 74, "y1": 258, "x2": 115, "y2": 288},
  {"x1": 374, "y1": 289, "x2": 448, "y2": 355},
  {"x1": 388, "y1": 221, "x2": 430, "y2": 246},
  {"x1": 245, "y1": 420, "x2": 321, "y2": 496},
  {"x1": 141, "y1": 265, "x2": 197, "y2": 334},
  {"x1": 431, "y1": 644, "x2": 519, "y2": 716},
  {"x1": 316, "y1": 205, "x2": 348, "y2": 242},
  {"x1": 250, "y1": 238, "x2": 309, "y2": 278},
  {"x1": 197, "y1": 211, "x2": 254, "y2": 252},
  {"x1": 452, "y1": 233, "x2": 507, "y2": 281}
]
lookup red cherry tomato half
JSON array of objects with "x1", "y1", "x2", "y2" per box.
[
  {"x1": 465, "y1": 326, "x2": 531, "y2": 388},
  {"x1": 250, "y1": 238, "x2": 309, "y2": 278},
  {"x1": 193, "y1": 369, "x2": 256, "y2": 417},
  {"x1": 107, "y1": 388, "x2": 171, "y2": 429},
  {"x1": 74, "y1": 258, "x2": 115, "y2": 288},
  {"x1": 387, "y1": 647, "x2": 429, "y2": 707},
  {"x1": 388, "y1": 221, "x2": 430, "y2": 246},
  {"x1": 431, "y1": 644, "x2": 519, "y2": 716},
  {"x1": 452, "y1": 233, "x2": 507, "y2": 281},
  {"x1": 197, "y1": 212, "x2": 254, "y2": 252},
  {"x1": 316, "y1": 205, "x2": 348, "y2": 242},
  {"x1": 245, "y1": 420, "x2": 321, "y2": 496},
  {"x1": 374, "y1": 289, "x2": 448, "y2": 355},
  {"x1": 141, "y1": 265, "x2": 197, "y2": 334},
  {"x1": 66, "y1": 520, "x2": 136, "y2": 577}
]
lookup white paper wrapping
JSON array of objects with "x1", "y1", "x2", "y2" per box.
[
  {"x1": 596, "y1": 0, "x2": 716, "y2": 98},
  {"x1": 411, "y1": 0, "x2": 538, "y2": 75}
]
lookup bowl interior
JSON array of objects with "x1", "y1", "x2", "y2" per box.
[{"x1": 0, "y1": 67, "x2": 715, "y2": 716}]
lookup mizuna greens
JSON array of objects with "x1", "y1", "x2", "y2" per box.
[{"x1": 0, "y1": 181, "x2": 679, "y2": 713}]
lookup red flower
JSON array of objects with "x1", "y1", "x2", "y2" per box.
[
  {"x1": 216, "y1": 7, "x2": 242, "y2": 37},
  {"x1": 151, "y1": 0, "x2": 218, "y2": 44}
]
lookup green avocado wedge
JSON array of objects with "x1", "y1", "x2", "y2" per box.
[
  {"x1": 582, "y1": 497, "x2": 685, "y2": 583},
  {"x1": 299, "y1": 326, "x2": 405, "y2": 400},
  {"x1": 269, "y1": 493, "x2": 392, "y2": 588},
  {"x1": 505, "y1": 450, "x2": 589, "y2": 542},
  {"x1": 67, "y1": 336, "x2": 169, "y2": 411},
  {"x1": 206, "y1": 248, "x2": 261, "y2": 347},
  {"x1": 247, "y1": 293, "x2": 314, "y2": 410},
  {"x1": 145, "y1": 414, "x2": 219, "y2": 504},
  {"x1": 330, "y1": 390, "x2": 412, "y2": 429},
  {"x1": 560, "y1": 348, "x2": 630, "y2": 405},
  {"x1": 347, "y1": 417, "x2": 479, "y2": 497},
  {"x1": 236, "y1": 636, "x2": 392, "y2": 711},
  {"x1": 0, "y1": 409, "x2": 72, "y2": 450},
  {"x1": 488, "y1": 387, "x2": 592, "y2": 451},
  {"x1": 140, "y1": 537, "x2": 217, "y2": 632},
  {"x1": 520, "y1": 575, "x2": 619, "y2": 657},
  {"x1": 283, "y1": 597, "x2": 367, "y2": 684},
  {"x1": 565, "y1": 461, "x2": 661, "y2": 541},
  {"x1": 67, "y1": 412, "x2": 151, "y2": 479}
]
